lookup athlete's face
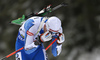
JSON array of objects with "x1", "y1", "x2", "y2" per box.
[
  {"x1": 44, "y1": 24, "x2": 59, "y2": 37},
  {"x1": 44, "y1": 24, "x2": 47, "y2": 32}
]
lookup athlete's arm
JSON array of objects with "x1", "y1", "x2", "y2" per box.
[
  {"x1": 56, "y1": 27, "x2": 65, "y2": 56},
  {"x1": 24, "y1": 19, "x2": 40, "y2": 50}
]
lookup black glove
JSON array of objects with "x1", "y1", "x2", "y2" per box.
[{"x1": 34, "y1": 35, "x2": 42, "y2": 45}]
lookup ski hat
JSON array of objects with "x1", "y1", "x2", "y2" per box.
[{"x1": 46, "y1": 16, "x2": 61, "y2": 32}]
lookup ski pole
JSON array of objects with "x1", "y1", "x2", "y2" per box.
[
  {"x1": 0, "y1": 38, "x2": 57, "y2": 60},
  {"x1": 45, "y1": 38, "x2": 57, "y2": 50},
  {"x1": 0, "y1": 47, "x2": 24, "y2": 60}
]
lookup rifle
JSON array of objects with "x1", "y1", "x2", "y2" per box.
[{"x1": 11, "y1": 2, "x2": 68, "y2": 25}]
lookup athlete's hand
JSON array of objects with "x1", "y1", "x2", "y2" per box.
[
  {"x1": 24, "y1": 42, "x2": 38, "y2": 50},
  {"x1": 34, "y1": 35, "x2": 41, "y2": 45},
  {"x1": 57, "y1": 33, "x2": 65, "y2": 44},
  {"x1": 40, "y1": 31, "x2": 52, "y2": 42}
]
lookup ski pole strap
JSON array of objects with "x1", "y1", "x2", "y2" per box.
[{"x1": 35, "y1": 17, "x2": 48, "y2": 35}]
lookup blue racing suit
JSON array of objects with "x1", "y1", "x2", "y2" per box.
[
  {"x1": 15, "y1": 17, "x2": 48, "y2": 60},
  {"x1": 15, "y1": 16, "x2": 64, "y2": 60}
]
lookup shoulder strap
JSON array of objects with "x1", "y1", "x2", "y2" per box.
[{"x1": 35, "y1": 17, "x2": 48, "y2": 35}]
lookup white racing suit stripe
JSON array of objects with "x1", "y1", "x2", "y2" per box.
[
  {"x1": 43, "y1": 49, "x2": 48, "y2": 60},
  {"x1": 16, "y1": 52, "x2": 22, "y2": 60}
]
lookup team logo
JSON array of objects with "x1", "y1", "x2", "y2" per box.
[
  {"x1": 18, "y1": 35, "x2": 24, "y2": 41},
  {"x1": 16, "y1": 53, "x2": 20, "y2": 60}
]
